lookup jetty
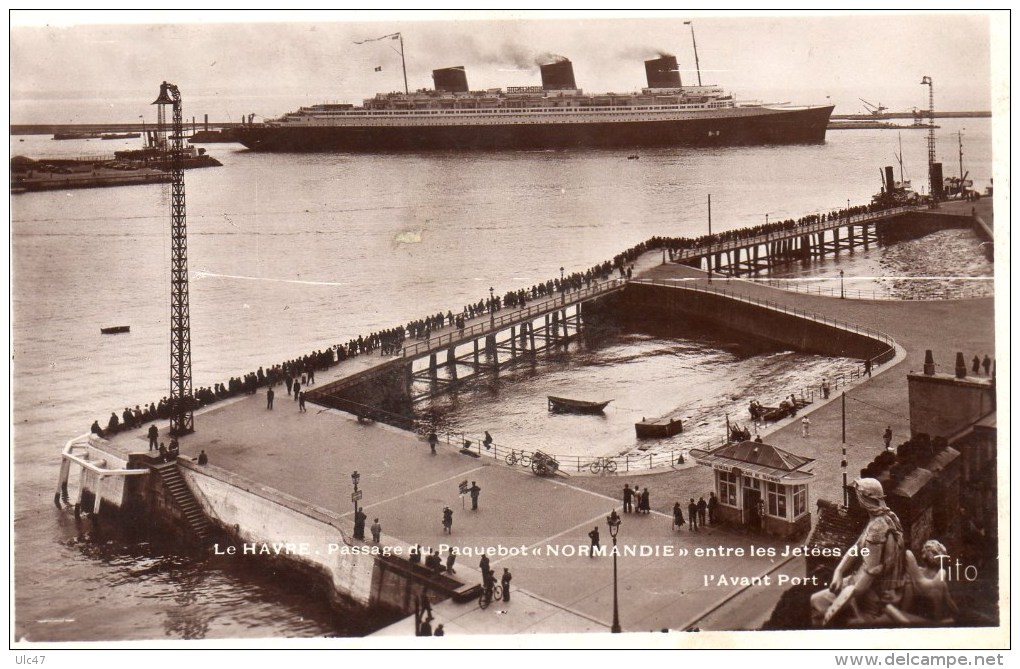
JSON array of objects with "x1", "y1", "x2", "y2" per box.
[{"x1": 58, "y1": 198, "x2": 996, "y2": 638}]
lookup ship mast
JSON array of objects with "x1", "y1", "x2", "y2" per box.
[
  {"x1": 398, "y1": 32, "x2": 408, "y2": 95},
  {"x1": 958, "y1": 129, "x2": 964, "y2": 181},
  {"x1": 684, "y1": 21, "x2": 703, "y2": 86}
]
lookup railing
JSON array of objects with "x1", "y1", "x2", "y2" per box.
[
  {"x1": 674, "y1": 276, "x2": 994, "y2": 302},
  {"x1": 399, "y1": 279, "x2": 626, "y2": 358},
  {"x1": 673, "y1": 206, "x2": 917, "y2": 262}
]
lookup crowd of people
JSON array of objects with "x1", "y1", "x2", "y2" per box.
[{"x1": 654, "y1": 198, "x2": 910, "y2": 261}]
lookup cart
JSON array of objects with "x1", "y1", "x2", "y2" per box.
[{"x1": 530, "y1": 450, "x2": 560, "y2": 477}]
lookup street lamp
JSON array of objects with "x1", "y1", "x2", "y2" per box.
[
  {"x1": 607, "y1": 509, "x2": 622, "y2": 633},
  {"x1": 839, "y1": 269, "x2": 845, "y2": 299},
  {"x1": 351, "y1": 470, "x2": 363, "y2": 539},
  {"x1": 560, "y1": 267, "x2": 566, "y2": 304},
  {"x1": 489, "y1": 286, "x2": 495, "y2": 325}
]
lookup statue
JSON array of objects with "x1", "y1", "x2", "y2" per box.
[
  {"x1": 811, "y1": 478, "x2": 906, "y2": 626},
  {"x1": 811, "y1": 479, "x2": 958, "y2": 627}
]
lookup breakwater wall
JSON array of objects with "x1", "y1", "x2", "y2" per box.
[
  {"x1": 604, "y1": 281, "x2": 895, "y2": 362},
  {"x1": 176, "y1": 459, "x2": 464, "y2": 618}
]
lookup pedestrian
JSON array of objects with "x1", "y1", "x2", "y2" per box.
[
  {"x1": 982, "y1": 355, "x2": 991, "y2": 376},
  {"x1": 147, "y1": 424, "x2": 159, "y2": 451},
  {"x1": 419, "y1": 616, "x2": 433, "y2": 637},
  {"x1": 883, "y1": 426, "x2": 893, "y2": 450},
  {"x1": 697, "y1": 497, "x2": 707, "y2": 527},
  {"x1": 371, "y1": 518, "x2": 381, "y2": 543},
  {"x1": 708, "y1": 492, "x2": 718, "y2": 524},
  {"x1": 445, "y1": 547, "x2": 457, "y2": 575},
  {"x1": 285, "y1": 374, "x2": 293, "y2": 396},
  {"x1": 673, "y1": 501, "x2": 685, "y2": 529},
  {"x1": 483, "y1": 431, "x2": 493, "y2": 450},
  {"x1": 266, "y1": 388, "x2": 274, "y2": 410},
  {"x1": 640, "y1": 487, "x2": 650, "y2": 514},
  {"x1": 158, "y1": 442, "x2": 168, "y2": 463},
  {"x1": 865, "y1": 358, "x2": 872, "y2": 377},
  {"x1": 822, "y1": 378, "x2": 831, "y2": 399},
  {"x1": 298, "y1": 391, "x2": 306, "y2": 412},
  {"x1": 469, "y1": 481, "x2": 481, "y2": 510},
  {"x1": 588, "y1": 526, "x2": 600, "y2": 555},
  {"x1": 197, "y1": 450, "x2": 208, "y2": 465},
  {"x1": 623, "y1": 484, "x2": 633, "y2": 513},
  {"x1": 428, "y1": 431, "x2": 438, "y2": 455},
  {"x1": 801, "y1": 416, "x2": 811, "y2": 438},
  {"x1": 688, "y1": 499, "x2": 698, "y2": 531},
  {"x1": 972, "y1": 355, "x2": 981, "y2": 374},
  {"x1": 501, "y1": 568, "x2": 512, "y2": 602},
  {"x1": 410, "y1": 545, "x2": 421, "y2": 564},
  {"x1": 442, "y1": 506, "x2": 453, "y2": 534},
  {"x1": 479, "y1": 553, "x2": 490, "y2": 578}
]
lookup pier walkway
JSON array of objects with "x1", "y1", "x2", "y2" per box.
[{"x1": 93, "y1": 198, "x2": 995, "y2": 637}]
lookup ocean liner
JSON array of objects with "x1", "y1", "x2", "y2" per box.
[{"x1": 237, "y1": 55, "x2": 834, "y2": 152}]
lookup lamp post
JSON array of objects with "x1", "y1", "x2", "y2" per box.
[
  {"x1": 839, "y1": 269, "x2": 845, "y2": 299},
  {"x1": 489, "y1": 286, "x2": 495, "y2": 326},
  {"x1": 607, "y1": 509, "x2": 622, "y2": 633},
  {"x1": 351, "y1": 470, "x2": 363, "y2": 539},
  {"x1": 560, "y1": 266, "x2": 565, "y2": 304}
]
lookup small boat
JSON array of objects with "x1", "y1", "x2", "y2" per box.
[
  {"x1": 100, "y1": 325, "x2": 130, "y2": 334},
  {"x1": 627, "y1": 155, "x2": 640, "y2": 160},
  {"x1": 547, "y1": 396, "x2": 611, "y2": 414},
  {"x1": 635, "y1": 413, "x2": 684, "y2": 439}
]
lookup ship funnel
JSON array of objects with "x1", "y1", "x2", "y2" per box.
[
  {"x1": 645, "y1": 55, "x2": 682, "y2": 88},
  {"x1": 152, "y1": 82, "x2": 175, "y2": 106},
  {"x1": 884, "y1": 166, "x2": 895, "y2": 191},
  {"x1": 540, "y1": 59, "x2": 576, "y2": 90},
  {"x1": 433, "y1": 66, "x2": 469, "y2": 93}
]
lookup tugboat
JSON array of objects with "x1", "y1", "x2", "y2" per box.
[{"x1": 872, "y1": 134, "x2": 920, "y2": 205}]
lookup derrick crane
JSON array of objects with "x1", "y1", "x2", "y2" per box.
[
  {"x1": 920, "y1": 76, "x2": 936, "y2": 202},
  {"x1": 858, "y1": 98, "x2": 888, "y2": 116},
  {"x1": 153, "y1": 82, "x2": 194, "y2": 435}
]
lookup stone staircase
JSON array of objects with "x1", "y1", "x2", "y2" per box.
[{"x1": 150, "y1": 461, "x2": 212, "y2": 543}]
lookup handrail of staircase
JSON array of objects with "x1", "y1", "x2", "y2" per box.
[{"x1": 62, "y1": 433, "x2": 151, "y2": 476}]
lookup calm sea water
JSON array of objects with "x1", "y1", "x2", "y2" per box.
[{"x1": 11, "y1": 117, "x2": 993, "y2": 641}]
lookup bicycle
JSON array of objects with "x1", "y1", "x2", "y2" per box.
[
  {"x1": 479, "y1": 584, "x2": 503, "y2": 609},
  {"x1": 589, "y1": 457, "x2": 618, "y2": 475},
  {"x1": 505, "y1": 449, "x2": 531, "y2": 467}
]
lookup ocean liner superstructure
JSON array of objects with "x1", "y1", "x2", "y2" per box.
[{"x1": 237, "y1": 55, "x2": 834, "y2": 152}]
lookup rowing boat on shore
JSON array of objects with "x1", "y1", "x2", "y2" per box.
[{"x1": 547, "y1": 396, "x2": 611, "y2": 415}]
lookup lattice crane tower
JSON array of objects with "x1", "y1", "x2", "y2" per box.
[
  {"x1": 920, "y1": 76, "x2": 936, "y2": 200},
  {"x1": 153, "y1": 82, "x2": 194, "y2": 435}
]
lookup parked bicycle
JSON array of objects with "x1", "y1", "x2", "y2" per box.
[
  {"x1": 479, "y1": 584, "x2": 503, "y2": 609},
  {"x1": 505, "y1": 449, "x2": 531, "y2": 467},
  {"x1": 589, "y1": 457, "x2": 618, "y2": 475}
]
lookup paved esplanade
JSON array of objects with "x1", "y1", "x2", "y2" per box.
[{"x1": 103, "y1": 198, "x2": 994, "y2": 635}]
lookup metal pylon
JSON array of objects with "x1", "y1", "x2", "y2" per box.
[{"x1": 154, "y1": 82, "x2": 194, "y2": 435}]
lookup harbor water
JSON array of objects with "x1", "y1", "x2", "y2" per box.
[{"x1": 11, "y1": 118, "x2": 993, "y2": 641}]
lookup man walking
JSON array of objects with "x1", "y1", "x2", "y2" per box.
[
  {"x1": 469, "y1": 481, "x2": 481, "y2": 510},
  {"x1": 688, "y1": 498, "x2": 699, "y2": 531},
  {"x1": 883, "y1": 426, "x2": 893, "y2": 451},
  {"x1": 428, "y1": 431, "x2": 438, "y2": 455},
  {"x1": 623, "y1": 484, "x2": 633, "y2": 513},
  {"x1": 445, "y1": 547, "x2": 457, "y2": 575},
  {"x1": 442, "y1": 506, "x2": 453, "y2": 534},
  {"x1": 371, "y1": 518, "x2": 382, "y2": 543},
  {"x1": 266, "y1": 388, "x2": 274, "y2": 410},
  {"x1": 588, "y1": 526, "x2": 600, "y2": 555},
  {"x1": 298, "y1": 391, "x2": 307, "y2": 413}
]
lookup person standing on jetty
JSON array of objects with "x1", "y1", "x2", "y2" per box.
[
  {"x1": 285, "y1": 373, "x2": 293, "y2": 397},
  {"x1": 371, "y1": 518, "x2": 382, "y2": 543},
  {"x1": 147, "y1": 424, "x2": 159, "y2": 451},
  {"x1": 292, "y1": 380, "x2": 301, "y2": 401},
  {"x1": 708, "y1": 492, "x2": 718, "y2": 525},
  {"x1": 801, "y1": 416, "x2": 811, "y2": 438},
  {"x1": 697, "y1": 497, "x2": 707, "y2": 527},
  {"x1": 501, "y1": 568, "x2": 513, "y2": 602},
  {"x1": 884, "y1": 426, "x2": 893, "y2": 451},
  {"x1": 298, "y1": 391, "x2": 307, "y2": 413},
  {"x1": 688, "y1": 499, "x2": 698, "y2": 531},
  {"x1": 266, "y1": 388, "x2": 274, "y2": 410},
  {"x1": 442, "y1": 506, "x2": 453, "y2": 534},
  {"x1": 428, "y1": 431, "x2": 439, "y2": 455},
  {"x1": 588, "y1": 526, "x2": 600, "y2": 555},
  {"x1": 672, "y1": 501, "x2": 685, "y2": 529},
  {"x1": 469, "y1": 481, "x2": 481, "y2": 510},
  {"x1": 972, "y1": 355, "x2": 981, "y2": 374},
  {"x1": 445, "y1": 547, "x2": 457, "y2": 575},
  {"x1": 623, "y1": 484, "x2": 634, "y2": 513}
]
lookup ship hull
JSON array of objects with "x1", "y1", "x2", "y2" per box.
[{"x1": 237, "y1": 106, "x2": 834, "y2": 152}]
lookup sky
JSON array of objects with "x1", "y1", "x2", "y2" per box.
[{"x1": 9, "y1": 10, "x2": 1004, "y2": 125}]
